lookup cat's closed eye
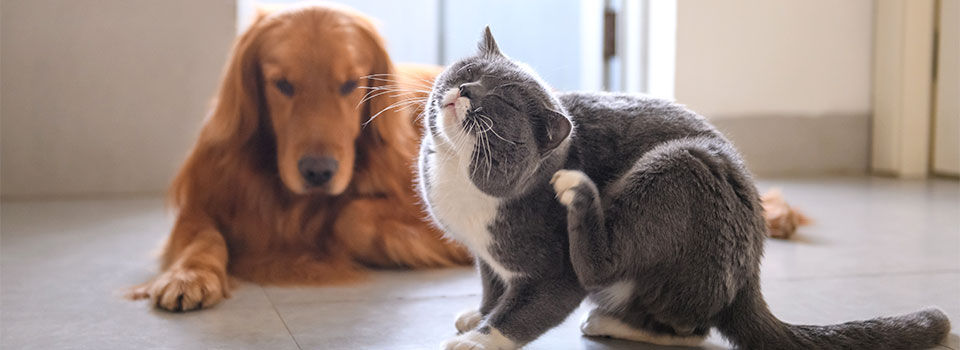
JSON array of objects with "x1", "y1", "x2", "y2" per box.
[{"x1": 490, "y1": 94, "x2": 522, "y2": 112}]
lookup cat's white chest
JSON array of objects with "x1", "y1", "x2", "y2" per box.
[{"x1": 424, "y1": 151, "x2": 518, "y2": 281}]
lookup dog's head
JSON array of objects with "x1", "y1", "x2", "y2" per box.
[{"x1": 203, "y1": 4, "x2": 406, "y2": 195}]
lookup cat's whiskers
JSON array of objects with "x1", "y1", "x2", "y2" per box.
[
  {"x1": 360, "y1": 73, "x2": 435, "y2": 89},
  {"x1": 469, "y1": 119, "x2": 484, "y2": 178},
  {"x1": 357, "y1": 86, "x2": 406, "y2": 104},
  {"x1": 482, "y1": 126, "x2": 493, "y2": 179},
  {"x1": 356, "y1": 88, "x2": 425, "y2": 108},
  {"x1": 476, "y1": 114, "x2": 517, "y2": 146},
  {"x1": 486, "y1": 81, "x2": 520, "y2": 93},
  {"x1": 357, "y1": 86, "x2": 432, "y2": 95},
  {"x1": 468, "y1": 114, "x2": 494, "y2": 180},
  {"x1": 434, "y1": 108, "x2": 473, "y2": 165},
  {"x1": 357, "y1": 83, "x2": 431, "y2": 97},
  {"x1": 363, "y1": 96, "x2": 428, "y2": 127},
  {"x1": 361, "y1": 72, "x2": 434, "y2": 84}
]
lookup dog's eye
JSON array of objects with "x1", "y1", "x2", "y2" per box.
[
  {"x1": 274, "y1": 79, "x2": 294, "y2": 97},
  {"x1": 340, "y1": 80, "x2": 358, "y2": 95}
]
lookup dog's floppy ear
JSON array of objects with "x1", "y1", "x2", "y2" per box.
[
  {"x1": 199, "y1": 12, "x2": 270, "y2": 146},
  {"x1": 355, "y1": 18, "x2": 417, "y2": 153}
]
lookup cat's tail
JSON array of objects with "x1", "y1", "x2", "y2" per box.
[{"x1": 714, "y1": 284, "x2": 951, "y2": 350}]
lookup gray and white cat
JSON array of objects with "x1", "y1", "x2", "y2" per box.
[{"x1": 417, "y1": 28, "x2": 950, "y2": 350}]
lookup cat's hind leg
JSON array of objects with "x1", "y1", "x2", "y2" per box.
[{"x1": 580, "y1": 308, "x2": 707, "y2": 347}]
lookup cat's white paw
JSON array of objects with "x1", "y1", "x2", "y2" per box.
[
  {"x1": 441, "y1": 328, "x2": 517, "y2": 350},
  {"x1": 550, "y1": 170, "x2": 588, "y2": 206},
  {"x1": 454, "y1": 309, "x2": 483, "y2": 333},
  {"x1": 580, "y1": 309, "x2": 705, "y2": 347}
]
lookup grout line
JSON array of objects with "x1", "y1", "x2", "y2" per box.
[
  {"x1": 764, "y1": 268, "x2": 960, "y2": 283},
  {"x1": 262, "y1": 287, "x2": 303, "y2": 350},
  {"x1": 263, "y1": 269, "x2": 960, "y2": 306},
  {"x1": 269, "y1": 293, "x2": 482, "y2": 307},
  {"x1": 0, "y1": 192, "x2": 164, "y2": 202},
  {"x1": 263, "y1": 269, "x2": 960, "y2": 307},
  {"x1": 934, "y1": 342, "x2": 957, "y2": 350}
]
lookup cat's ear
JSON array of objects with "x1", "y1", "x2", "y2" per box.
[
  {"x1": 537, "y1": 109, "x2": 572, "y2": 154},
  {"x1": 478, "y1": 26, "x2": 503, "y2": 56}
]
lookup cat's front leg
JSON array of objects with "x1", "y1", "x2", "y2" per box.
[
  {"x1": 443, "y1": 277, "x2": 586, "y2": 349},
  {"x1": 550, "y1": 170, "x2": 616, "y2": 288},
  {"x1": 455, "y1": 261, "x2": 506, "y2": 333}
]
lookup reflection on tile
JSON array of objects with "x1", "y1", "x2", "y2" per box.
[
  {"x1": 274, "y1": 295, "x2": 477, "y2": 350},
  {"x1": 762, "y1": 272, "x2": 960, "y2": 327},
  {"x1": 275, "y1": 296, "x2": 734, "y2": 350},
  {"x1": 755, "y1": 178, "x2": 960, "y2": 280},
  {"x1": 263, "y1": 267, "x2": 481, "y2": 304}
]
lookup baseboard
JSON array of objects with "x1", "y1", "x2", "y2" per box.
[{"x1": 710, "y1": 113, "x2": 870, "y2": 177}]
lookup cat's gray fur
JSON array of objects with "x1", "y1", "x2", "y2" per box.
[{"x1": 417, "y1": 27, "x2": 950, "y2": 349}]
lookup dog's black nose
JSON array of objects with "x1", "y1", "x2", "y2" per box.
[
  {"x1": 459, "y1": 82, "x2": 484, "y2": 99},
  {"x1": 298, "y1": 156, "x2": 338, "y2": 188}
]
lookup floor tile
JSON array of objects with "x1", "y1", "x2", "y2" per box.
[
  {"x1": 756, "y1": 178, "x2": 960, "y2": 280},
  {"x1": 0, "y1": 198, "x2": 299, "y2": 349}
]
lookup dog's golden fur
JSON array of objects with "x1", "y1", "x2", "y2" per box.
[{"x1": 129, "y1": 5, "x2": 469, "y2": 311}]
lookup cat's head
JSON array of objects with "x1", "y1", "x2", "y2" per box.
[{"x1": 426, "y1": 27, "x2": 572, "y2": 197}]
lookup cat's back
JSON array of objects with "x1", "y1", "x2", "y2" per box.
[
  {"x1": 558, "y1": 92, "x2": 715, "y2": 139},
  {"x1": 558, "y1": 92, "x2": 724, "y2": 186}
]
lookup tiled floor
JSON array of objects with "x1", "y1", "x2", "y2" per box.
[{"x1": 1, "y1": 177, "x2": 958, "y2": 349}]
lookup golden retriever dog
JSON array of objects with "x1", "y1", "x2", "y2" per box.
[
  {"x1": 129, "y1": 4, "x2": 469, "y2": 311},
  {"x1": 129, "y1": 3, "x2": 805, "y2": 312}
]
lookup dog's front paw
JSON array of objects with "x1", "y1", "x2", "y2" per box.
[
  {"x1": 128, "y1": 267, "x2": 229, "y2": 312},
  {"x1": 550, "y1": 170, "x2": 589, "y2": 206},
  {"x1": 455, "y1": 309, "x2": 483, "y2": 333},
  {"x1": 442, "y1": 328, "x2": 517, "y2": 350}
]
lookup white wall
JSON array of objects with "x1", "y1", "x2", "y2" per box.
[
  {"x1": 674, "y1": 0, "x2": 874, "y2": 118},
  {"x1": 1, "y1": 0, "x2": 236, "y2": 197}
]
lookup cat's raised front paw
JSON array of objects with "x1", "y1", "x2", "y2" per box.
[
  {"x1": 441, "y1": 328, "x2": 517, "y2": 350},
  {"x1": 550, "y1": 170, "x2": 588, "y2": 206},
  {"x1": 455, "y1": 309, "x2": 483, "y2": 333}
]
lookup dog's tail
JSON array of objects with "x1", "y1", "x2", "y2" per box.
[{"x1": 715, "y1": 284, "x2": 950, "y2": 350}]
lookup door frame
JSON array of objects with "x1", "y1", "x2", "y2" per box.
[{"x1": 871, "y1": 0, "x2": 938, "y2": 178}]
